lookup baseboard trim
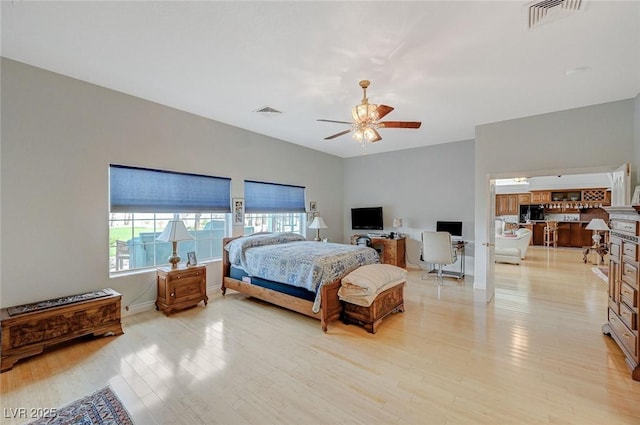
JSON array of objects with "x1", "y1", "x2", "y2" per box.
[{"x1": 122, "y1": 283, "x2": 221, "y2": 317}]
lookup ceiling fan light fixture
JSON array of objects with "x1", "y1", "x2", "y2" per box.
[
  {"x1": 352, "y1": 103, "x2": 378, "y2": 123},
  {"x1": 363, "y1": 126, "x2": 377, "y2": 142}
]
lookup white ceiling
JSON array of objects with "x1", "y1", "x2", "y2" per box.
[{"x1": 2, "y1": 1, "x2": 639, "y2": 158}]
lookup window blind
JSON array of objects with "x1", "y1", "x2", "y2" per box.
[
  {"x1": 109, "y1": 164, "x2": 231, "y2": 213},
  {"x1": 244, "y1": 180, "x2": 306, "y2": 213}
]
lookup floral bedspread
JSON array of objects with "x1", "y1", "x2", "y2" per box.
[{"x1": 226, "y1": 235, "x2": 380, "y2": 312}]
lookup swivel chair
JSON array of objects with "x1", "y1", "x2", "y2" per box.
[{"x1": 421, "y1": 231, "x2": 457, "y2": 284}]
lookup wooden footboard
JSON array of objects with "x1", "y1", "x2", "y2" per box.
[{"x1": 222, "y1": 236, "x2": 341, "y2": 332}]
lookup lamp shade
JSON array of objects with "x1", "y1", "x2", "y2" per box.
[
  {"x1": 156, "y1": 220, "x2": 194, "y2": 242},
  {"x1": 586, "y1": 219, "x2": 610, "y2": 231},
  {"x1": 308, "y1": 217, "x2": 328, "y2": 229},
  {"x1": 393, "y1": 217, "x2": 403, "y2": 228}
]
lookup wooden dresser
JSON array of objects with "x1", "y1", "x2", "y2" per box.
[
  {"x1": 156, "y1": 265, "x2": 208, "y2": 315},
  {"x1": 603, "y1": 207, "x2": 640, "y2": 380}
]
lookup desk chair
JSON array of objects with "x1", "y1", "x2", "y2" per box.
[
  {"x1": 355, "y1": 236, "x2": 372, "y2": 247},
  {"x1": 544, "y1": 221, "x2": 558, "y2": 247},
  {"x1": 421, "y1": 231, "x2": 457, "y2": 284}
]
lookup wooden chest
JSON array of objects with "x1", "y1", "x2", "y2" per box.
[
  {"x1": 156, "y1": 265, "x2": 208, "y2": 315},
  {"x1": 341, "y1": 282, "x2": 405, "y2": 334},
  {"x1": 1, "y1": 288, "x2": 123, "y2": 372}
]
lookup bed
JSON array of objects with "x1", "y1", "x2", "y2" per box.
[{"x1": 221, "y1": 232, "x2": 380, "y2": 331}]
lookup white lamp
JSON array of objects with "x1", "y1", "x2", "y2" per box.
[
  {"x1": 308, "y1": 216, "x2": 328, "y2": 242},
  {"x1": 585, "y1": 218, "x2": 609, "y2": 247},
  {"x1": 156, "y1": 220, "x2": 194, "y2": 268},
  {"x1": 393, "y1": 217, "x2": 403, "y2": 238}
]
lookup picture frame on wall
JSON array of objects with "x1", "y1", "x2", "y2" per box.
[
  {"x1": 309, "y1": 201, "x2": 317, "y2": 212},
  {"x1": 233, "y1": 198, "x2": 244, "y2": 225},
  {"x1": 307, "y1": 212, "x2": 317, "y2": 222}
]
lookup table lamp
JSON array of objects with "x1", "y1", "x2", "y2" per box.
[
  {"x1": 308, "y1": 216, "x2": 328, "y2": 241},
  {"x1": 586, "y1": 218, "x2": 609, "y2": 247},
  {"x1": 393, "y1": 217, "x2": 403, "y2": 238},
  {"x1": 156, "y1": 220, "x2": 194, "y2": 268}
]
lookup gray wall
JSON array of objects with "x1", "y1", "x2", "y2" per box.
[
  {"x1": 0, "y1": 58, "x2": 344, "y2": 309},
  {"x1": 343, "y1": 140, "x2": 475, "y2": 273},
  {"x1": 474, "y1": 99, "x2": 637, "y2": 299}
]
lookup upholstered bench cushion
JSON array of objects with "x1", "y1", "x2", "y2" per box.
[{"x1": 338, "y1": 264, "x2": 407, "y2": 307}]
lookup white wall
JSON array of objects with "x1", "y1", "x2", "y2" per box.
[
  {"x1": 475, "y1": 99, "x2": 636, "y2": 300},
  {"x1": 0, "y1": 58, "x2": 344, "y2": 309},
  {"x1": 343, "y1": 140, "x2": 475, "y2": 273}
]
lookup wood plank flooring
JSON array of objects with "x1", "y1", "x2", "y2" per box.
[{"x1": 2, "y1": 247, "x2": 639, "y2": 424}]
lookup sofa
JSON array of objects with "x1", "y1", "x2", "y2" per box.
[{"x1": 495, "y1": 228, "x2": 532, "y2": 265}]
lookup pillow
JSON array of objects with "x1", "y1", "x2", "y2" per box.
[
  {"x1": 341, "y1": 264, "x2": 407, "y2": 296},
  {"x1": 225, "y1": 232, "x2": 305, "y2": 266}
]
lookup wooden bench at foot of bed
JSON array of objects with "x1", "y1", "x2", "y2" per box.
[
  {"x1": 341, "y1": 282, "x2": 405, "y2": 334},
  {"x1": 221, "y1": 236, "x2": 342, "y2": 332}
]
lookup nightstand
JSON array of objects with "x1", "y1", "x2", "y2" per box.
[{"x1": 155, "y1": 265, "x2": 207, "y2": 315}]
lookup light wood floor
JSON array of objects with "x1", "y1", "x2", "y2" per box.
[{"x1": 2, "y1": 247, "x2": 639, "y2": 425}]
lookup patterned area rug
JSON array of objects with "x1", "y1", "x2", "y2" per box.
[
  {"x1": 592, "y1": 266, "x2": 608, "y2": 284},
  {"x1": 28, "y1": 386, "x2": 134, "y2": 425}
]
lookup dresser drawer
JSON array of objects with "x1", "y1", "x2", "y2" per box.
[
  {"x1": 621, "y1": 260, "x2": 638, "y2": 288},
  {"x1": 172, "y1": 280, "x2": 204, "y2": 300},
  {"x1": 167, "y1": 268, "x2": 205, "y2": 282},
  {"x1": 611, "y1": 220, "x2": 637, "y2": 234},
  {"x1": 623, "y1": 242, "x2": 638, "y2": 262},
  {"x1": 609, "y1": 309, "x2": 638, "y2": 359},
  {"x1": 620, "y1": 302, "x2": 638, "y2": 331},
  {"x1": 621, "y1": 282, "x2": 639, "y2": 308},
  {"x1": 610, "y1": 238, "x2": 621, "y2": 258}
]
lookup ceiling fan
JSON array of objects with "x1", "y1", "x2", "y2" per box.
[{"x1": 318, "y1": 80, "x2": 421, "y2": 144}]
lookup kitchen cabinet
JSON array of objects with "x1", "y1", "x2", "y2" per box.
[
  {"x1": 532, "y1": 221, "x2": 593, "y2": 247},
  {"x1": 531, "y1": 191, "x2": 551, "y2": 203},
  {"x1": 496, "y1": 194, "x2": 518, "y2": 215},
  {"x1": 546, "y1": 188, "x2": 611, "y2": 211},
  {"x1": 518, "y1": 193, "x2": 531, "y2": 205}
]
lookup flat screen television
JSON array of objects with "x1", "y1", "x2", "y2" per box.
[
  {"x1": 436, "y1": 221, "x2": 463, "y2": 237},
  {"x1": 351, "y1": 207, "x2": 383, "y2": 230}
]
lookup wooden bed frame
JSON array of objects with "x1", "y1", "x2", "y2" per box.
[{"x1": 221, "y1": 236, "x2": 342, "y2": 332}]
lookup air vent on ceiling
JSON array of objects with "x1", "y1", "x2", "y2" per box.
[
  {"x1": 254, "y1": 106, "x2": 283, "y2": 118},
  {"x1": 528, "y1": 0, "x2": 583, "y2": 28}
]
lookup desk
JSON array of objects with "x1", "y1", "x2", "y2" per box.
[
  {"x1": 350, "y1": 235, "x2": 406, "y2": 268},
  {"x1": 426, "y1": 241, "x2": 466, "y2": 279}
]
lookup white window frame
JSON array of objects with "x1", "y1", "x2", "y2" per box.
[{"x1": 109, "y1": 212, "x2": 231, "y2": 275}]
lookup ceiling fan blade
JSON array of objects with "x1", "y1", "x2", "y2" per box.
[
  {"x1": 376, "y1": 105, "x2": 394, "y2": 120},
  {"x1": 378, "y1": 121, "x2": 422, "y2": 129},
  {"x1": 317, "y1": 119, "x2": 352, "y2": 125},
  {"x1": 324, "y1": 129, "x2": 352, "y2": 140}
]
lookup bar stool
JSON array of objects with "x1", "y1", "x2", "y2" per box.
[{"x1": 544, "y1": 221, "x2": 558, "y2": 247}]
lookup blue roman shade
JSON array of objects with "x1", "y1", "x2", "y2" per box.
[
  {"x1": 109, "y1": 164, "x2": 231, "y2": 213},
  {"x1": 244, "y1": 180, "x2": 306, "y2": 213}
]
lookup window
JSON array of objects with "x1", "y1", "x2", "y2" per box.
[
  {"x1": 244, "y1": 180, "x2": 306, "y2": 235},
  {"x1": 109, "y1": 213, "x2": 229, "y2": 272},
  {"x1": 109, "y1": 165, "x2": 231, "y2": 273}
]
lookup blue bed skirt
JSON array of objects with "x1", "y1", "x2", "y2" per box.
[{"x1": 229, "y1": 266, "x2": 316, "y2": 302}]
